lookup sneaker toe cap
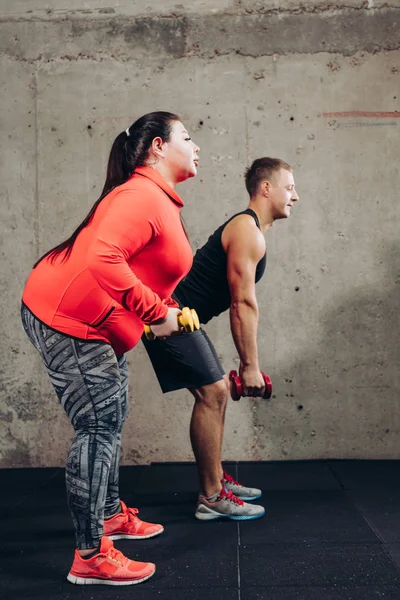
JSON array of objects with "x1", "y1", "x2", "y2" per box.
[
  {"x1": 140, "y1": 523, "x2": 164, "y2": 536},
  {"x1": 249, "y1": 487, "x2": 262, "y2": 496},
  {"x1": 127, "y1": 561, "x2": 156, "y2": 578}
]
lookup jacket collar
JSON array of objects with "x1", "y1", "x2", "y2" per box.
[{"x1": 134, "y1": 166, "x2": 184, "y2": 207}]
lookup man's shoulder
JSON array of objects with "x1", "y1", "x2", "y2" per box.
[
  {"x1": 200, "y1": 212, "x2": 256, "y2": 244},
  {"x1": 222, "y1": 213, "x2": 264, "y2": 253}
]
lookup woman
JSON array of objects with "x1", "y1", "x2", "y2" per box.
[{"x1": 21, "y1": 111, "x2": 199, "y2": 586}]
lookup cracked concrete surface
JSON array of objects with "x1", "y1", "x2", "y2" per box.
[
  {"x1": 1, "y1": 1, "x2": 399, "y2": 467},
  {"x1": 1, "y1": 0, "x2": 399, "y2": 19},
  {"x1": 1, "y1": 8, "x2": 399, "y2": 63}
]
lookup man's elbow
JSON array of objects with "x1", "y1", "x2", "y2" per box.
[{"x1": 230, "y1": 296, "x2": 258, "y2": 312}]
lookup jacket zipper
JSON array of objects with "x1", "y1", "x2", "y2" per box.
[{"x1": 91, "y1": 307, "x2": 115, "y2": 328}]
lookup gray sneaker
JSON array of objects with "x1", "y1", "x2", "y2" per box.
[
  {"x1": 195, "y1": 487, "x2": 265, "y2": 521},
  {"x1": 222, "y1": 471, "x2": 262, "y2": 501}
]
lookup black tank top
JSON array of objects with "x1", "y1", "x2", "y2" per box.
[{"x1": 175, "y1": 209, "x2": 267, "y2": 324}]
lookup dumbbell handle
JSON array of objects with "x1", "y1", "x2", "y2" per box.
[
  {"x1": 144, "y1": 307, "x2": 200, "y2": 340},
  {"x1": 229, "y1": 370, "x2": 272, "y2": 401}
]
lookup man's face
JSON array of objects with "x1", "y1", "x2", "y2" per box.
[{"x1": 268, "y1": 168, "x2": 299, "y2": 219}]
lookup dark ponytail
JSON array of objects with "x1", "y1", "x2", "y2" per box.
[{"x1": 34, "y1": 111, "x2": 180, "y2": 267}]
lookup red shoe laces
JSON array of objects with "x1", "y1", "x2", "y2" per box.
[
  {"x1": 127, "y1": 507, "x2": 139, "y2": 521},
  {"x1": 219, "y1": 487, "x2": 244, "y2": 506},
  {"x1": 223, "y1": 471, "x2": 242, "y2": 487}
]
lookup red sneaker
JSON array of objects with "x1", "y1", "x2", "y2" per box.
[
  {"x1": 104, "y1": 501, "x2": 164, "y2": 540},
  {"x1": 67, "y1": 536, "x2": 155, "y2": 586}
]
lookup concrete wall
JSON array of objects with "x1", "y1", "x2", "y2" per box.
[{"x1": 0, "y1": 1, "x2": 399, "y2": 467}]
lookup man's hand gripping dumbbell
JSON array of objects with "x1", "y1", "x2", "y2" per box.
[
  {"x1": 144, "y1": 306, "x2": 200, "y2": 340},
  {"x1": 229, "y1": 366, "x2": 272, "y2": 401}
]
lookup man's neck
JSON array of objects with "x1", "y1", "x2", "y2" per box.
[{"x1": 248, "y1": 197, "x2": 274, "y2": 233}]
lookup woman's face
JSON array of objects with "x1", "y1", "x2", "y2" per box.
[{"x1": 161, "y1": 121, "x2": 200, "y2": 183}]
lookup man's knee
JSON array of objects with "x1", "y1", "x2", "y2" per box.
[{"x1": 192, "y1": 379, "x2": 229, "y2": 410}]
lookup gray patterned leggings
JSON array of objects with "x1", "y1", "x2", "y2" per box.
[{"x1": 21, "y1": 303, "x2": 129, "y2": 550}]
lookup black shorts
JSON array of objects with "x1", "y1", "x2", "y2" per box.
[{"x1": 141, "y1": 328, "x2": 225, "y2": 393}]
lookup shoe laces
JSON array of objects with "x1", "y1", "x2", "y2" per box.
[
  {"x1": 219, "y1": 487, "x2": 244, "y2": 506},
  {"x1": 127, "y1": 507, "x2": 140, "y2": 521},
  {"x1": 107, "y1": 545, "x2": 126, "y2": 566},
  {"x1": 222, "y1": 471, "x2": 242, "y2": 487}
]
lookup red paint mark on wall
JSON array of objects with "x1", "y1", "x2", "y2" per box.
[{"x1": 323, "y1": 111, "x2": 400, "y2": 118}]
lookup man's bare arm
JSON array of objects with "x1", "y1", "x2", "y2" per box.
[{"x1": 223, "y1": 216, "x2": 266, "y2": 396}]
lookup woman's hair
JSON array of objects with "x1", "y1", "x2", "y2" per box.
[
  {"x1": 34, "y1": 111, "x2": 180, "y2": 267},
  {"x1": 245, "y1": 157, "x2": 292, "y2": 197}
]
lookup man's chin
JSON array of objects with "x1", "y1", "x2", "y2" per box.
[{"x1": 275, "y1": 211, "x2": 289, "y2": 220}]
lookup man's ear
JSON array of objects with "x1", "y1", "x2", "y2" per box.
[
  {"x1": 151, "y1": 136, "x2": 165, "y2": 159},
  {"x1": 262, "y1": 180, "x2": 270, "y2": 197}
]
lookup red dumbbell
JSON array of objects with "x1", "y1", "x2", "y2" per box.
[{"x1": 229, "y1": 370, "x2": 272, "y2": 401}]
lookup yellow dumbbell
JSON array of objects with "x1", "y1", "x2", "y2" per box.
[
  {"x1": 144, "y1": 307, "x2": 200, "y2": 340},
  {"x1": 189, "y1": 308, "x2": 200, "y2": 331},
  {"x1": 179, "y1": 306, "x2": 200, "y2": 332}
]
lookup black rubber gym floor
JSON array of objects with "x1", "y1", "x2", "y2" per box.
[{"x1": 1, "y1": 460, "x2": 400, "y2": 600}]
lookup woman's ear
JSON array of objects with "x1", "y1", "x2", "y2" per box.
[{"x1": 151, "y1": 136, "x2": 165, "y2": 159}]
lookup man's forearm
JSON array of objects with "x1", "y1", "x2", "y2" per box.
[{"x1": 229, "y1": 300, "x2": 259, "y2": 369}]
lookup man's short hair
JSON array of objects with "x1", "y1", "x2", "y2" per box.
[{"x1": 245, "y1": 157, "x2": 292, "y2": 197}]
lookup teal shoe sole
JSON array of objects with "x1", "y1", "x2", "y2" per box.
[
  {"x1": 195, "y1": 510, "x2": 265, "y2": 521},
  {"x1": 226, "y1": 511, "x2": 265, "y2": 521}
]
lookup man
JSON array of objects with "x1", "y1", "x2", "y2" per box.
[{"x1": 142, "y1": 157, "x2": 299, "y2": 520}]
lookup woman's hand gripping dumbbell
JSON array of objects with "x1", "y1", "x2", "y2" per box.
[
  {"x1": 144, "y1": 306, "x2": 200, "y2": 340},
  {"x1": 229, "y1": 367, "x2": 272, "y2": 401}
]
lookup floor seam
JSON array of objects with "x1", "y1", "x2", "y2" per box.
[
  {"x1": 236, "y1": 461, "x2": 241, "y2": 599},
  {"x1": 344, "y1": 488, "x2": 389, "y2": 545},
  {"x1": 382, "y1": 543, "x2": 400, "y2": 573},
  {"x1": 326, "y1": 461, "x2": 346, "y2": 491}
]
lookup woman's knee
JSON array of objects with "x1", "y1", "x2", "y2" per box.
[
  {"x1": 72, "y1": 395, "x2": 124, "y2": 437},
  {"x1": 117, "y1": 354, "x2": 130, "y2": 424}
]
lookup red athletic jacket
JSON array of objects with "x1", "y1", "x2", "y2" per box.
[{"x1": 22, "y1": 167, "x2": 193, "y2": 355}]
